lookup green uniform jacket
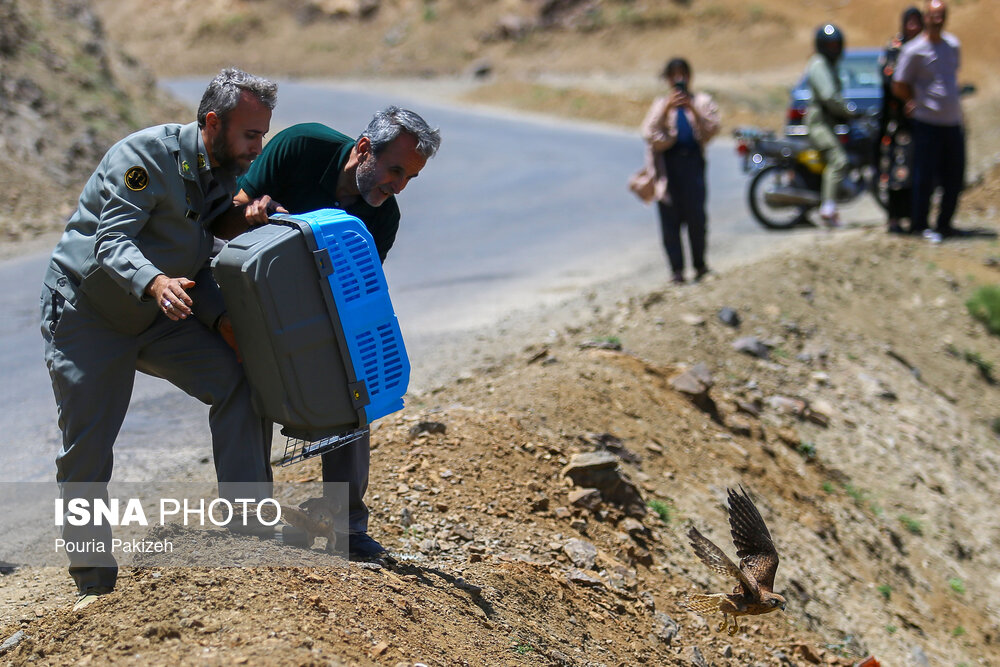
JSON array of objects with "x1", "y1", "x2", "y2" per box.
[
  {"x1": 805, "y1": 54, "x2": 855, "y2": 134},
  {"x1": 45, "y1": 122, "x2": 234, "y2": 335}
]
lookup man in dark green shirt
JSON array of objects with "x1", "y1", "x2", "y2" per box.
[
  {"x1": 234, "y1": 106, "x2": 441, "y2": 559},
  {"x1": 236, "y1": 108, "x2": 438, "y2": 260}
]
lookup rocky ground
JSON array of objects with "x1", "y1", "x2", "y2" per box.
[
  {"x1": 2, "y1": 226, "x2": 1000, "y2": 666},
  {"x1": 0, "y1": 0, "x2": 185, "y2": 242}
]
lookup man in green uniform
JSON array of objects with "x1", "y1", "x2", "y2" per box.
[
  {"x1": 805, "y1": 23, "x2": 860, "y2": 227},
  {"x1": 41, "y1": 68, "x2": 279, "y2": 608},
  {"x1": 234, "y1": 107, "x2": 441, "y2": 560}
]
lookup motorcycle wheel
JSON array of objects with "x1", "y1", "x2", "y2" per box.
[{"x1": 747, "y1": 165, "x2": 811, "y2": 229}]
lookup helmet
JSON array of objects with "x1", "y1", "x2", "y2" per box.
[{"x1": 815, "y1": 23, "x2": 844, "y2": 61}]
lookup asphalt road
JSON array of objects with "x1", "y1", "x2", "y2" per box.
[{"x1": 1, "y1": 79, "x2": 852, "y2": 483}]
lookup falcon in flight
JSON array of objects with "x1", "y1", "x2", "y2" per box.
[{"x1": 683, "y1": 486, "x2": 786, "y2": 635}]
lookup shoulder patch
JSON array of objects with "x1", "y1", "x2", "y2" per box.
[
  {"x1": 197, "y1": 153, "x2": 207, "y2": 169},
  {"x1": 124, "y1": 166, "x2": 149, "y2": 192}
]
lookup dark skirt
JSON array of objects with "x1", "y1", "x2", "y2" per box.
[{"x1": 879, "y1": 120, "x2": 914, "y2": 219}]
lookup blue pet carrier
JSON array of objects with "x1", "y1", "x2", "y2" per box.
[{"x1": 212, "y1": 209, "x2": 409, "y2": 460}]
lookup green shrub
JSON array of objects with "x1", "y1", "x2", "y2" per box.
[
  {"x1": 949, "y1": 577, "x2": 966, "y2": 594},
  {"x1": 844, "y1": 484, "x2": 866, "y2": 505},
  {"x1": 876, "y1": 584, "x2": 892, "y2": 600},
  {"x1": 580, "y1": 335, "x2": 622, "y2": 351},
  {"x1": 648, "y1": 499, "x2": 673, "y2": 523},
  {"x1": 899, "y1": 514, "x2": 923, "y2": 535},
  {"x1": 967, "y1": 285, "x2": 1000, "y2": 336}
]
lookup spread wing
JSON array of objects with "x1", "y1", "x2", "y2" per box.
[
  {"x1": 727, "y1": 486, "x2": 780, "y2": 591},
  {"x1": 687, "y1": 525, "x2": 760, "y2": 597},
  {"x1": 683, "y1": 593, "x2": 727, "y2": 615}
]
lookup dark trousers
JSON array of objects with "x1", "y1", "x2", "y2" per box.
[
  {"x1": 886, "y1": 187, "x2": 912, "y2": 222},
  {"x1": 322, "y1": 427, "x2": 370, "y2": 534},
  {"x1": 41, "y1": 288, "x2": 273, "y2": 594},
  {"x1": 656, "y1": 147, "x2": 707, "y2": 275},
  {"x1": 910, "y1": 120, "x2": 965, "y2": 234}
]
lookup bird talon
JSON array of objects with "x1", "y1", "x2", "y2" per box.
[
  {"x1": 716, "y1": 617, "x2": 727, "y2": 632},
  {"x1": 728, "y1": 618, "x2": 739, "y2": 635}
]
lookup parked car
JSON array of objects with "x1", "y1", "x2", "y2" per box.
[{"x1": 785, "y1": 48, "x2": 883, "y2": 136}]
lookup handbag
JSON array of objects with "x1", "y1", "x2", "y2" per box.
[{"x1": 628, "y1": 165, "x2": 657, "y2": 204}]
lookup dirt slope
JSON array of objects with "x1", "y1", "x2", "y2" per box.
[{"x1": 3, "y1": 228, "x2": 999, "y2": 666}]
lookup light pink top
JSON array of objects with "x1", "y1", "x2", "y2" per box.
[{"x1": 639, "y1": 92, "x2": 721, "y2": 203}]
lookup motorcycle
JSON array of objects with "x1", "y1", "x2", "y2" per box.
[{"x1": 733, "y1": 112, "x2": 887, "y2": 229}]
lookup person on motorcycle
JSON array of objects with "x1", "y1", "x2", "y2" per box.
[{"x1": 805, "y1": 23, "x2": 861, "y2": 227}]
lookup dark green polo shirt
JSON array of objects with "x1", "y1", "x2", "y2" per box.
[{"x1": 238, "y1": 122, "x2": 400, "y2": 262}]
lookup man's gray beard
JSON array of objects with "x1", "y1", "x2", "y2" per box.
[{"x1": 355, "y1": 156, "x2": 383, "y2": 207}]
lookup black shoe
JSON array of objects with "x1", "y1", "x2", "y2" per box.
[
  {"x1": 671, "y1": 271, "x2": 685, "y2": 285},
  {"x1": 694, "y1": 267, "x2": 710, "y2": 282},
  {"x1": 887, "y1": 223, "x2": 906, "y2": 235},
  {"x1": 349, "y1": 532, "x2": 387, "y2": 561}
]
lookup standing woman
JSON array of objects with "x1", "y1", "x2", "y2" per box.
[
  {"x1": 878, "y1": 6, "x2": 925, "y2": 234},
  {"x1": 641, "y1": 58, "x2": 720, "y2": 284}
]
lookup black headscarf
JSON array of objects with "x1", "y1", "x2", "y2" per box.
[{"x1": 901, "y1": 6, "x2": 924, "y2": 41}]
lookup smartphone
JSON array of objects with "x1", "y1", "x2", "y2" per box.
[{"x1": 674, "y1": 80, "x2": 688, "y2": 95}]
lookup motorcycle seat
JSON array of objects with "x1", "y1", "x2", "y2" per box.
[{"x1": 756, "y1": 137, "x2": 810, "y2": 157}]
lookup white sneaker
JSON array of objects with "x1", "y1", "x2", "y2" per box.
[{"x1": 922, "y1": 229, "x2": 942, "y2": 244}]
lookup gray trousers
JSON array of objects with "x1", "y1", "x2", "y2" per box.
[
  {"x1": 322, "y1": 427, "x2": 370, "y2": 534},
  {"x1": 41, "y1": 287, "x2": 272, "y2": 592}
]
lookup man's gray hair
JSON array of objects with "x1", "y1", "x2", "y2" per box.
[
  {"x1": 360, "y1": 106, "x2": 441, "y2": 159},
  {"x1": 197, "y1": 68, "x2": 278, "y2": 128}
]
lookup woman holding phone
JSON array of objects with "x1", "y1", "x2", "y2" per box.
[{"x1": 640, "y1": 58, "x2": 720, "y2": 284}]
